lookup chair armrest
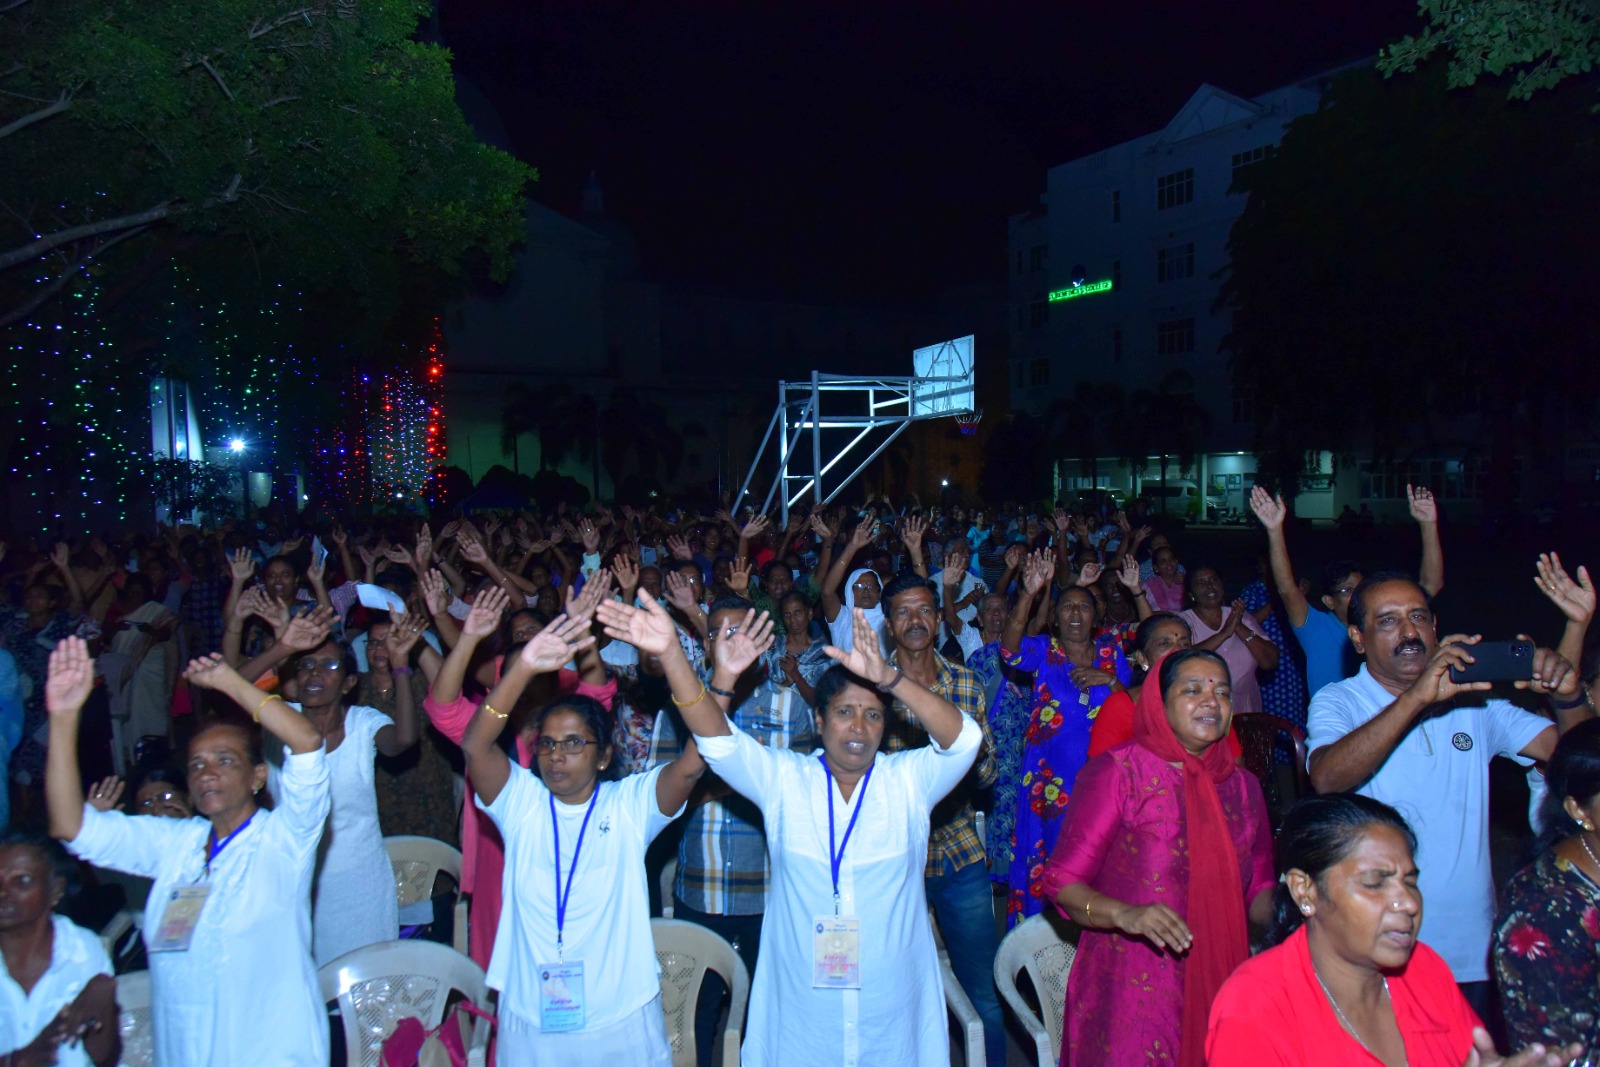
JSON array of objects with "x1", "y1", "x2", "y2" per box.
[
  {"x1": 941, "y1": 956, "x2": 985, "y2": 1067},
  {"x1": 453, "y1": 898, "x2": 470, "y2": 957},
  {"x1": 721, "y1": 1027, "x2": 741, "y2": 1067},
  {"x1": 994, "y1": 964, "x2": 1052, "y2": 1065},
  {"x1": 467, "y1": 1010, "x2": 493, "y2": 1067}
]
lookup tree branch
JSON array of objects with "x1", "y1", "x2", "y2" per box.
[
  {"x1": 0, "y1": 0, "x2": 35, "y2": 13},
  {"x1": 0, "y1": 224, "x2": 151, "y2": 329},
  {"x1": 0, "y1": 91, "x2": 70, "y2": 140},
  {"x1": 199, "y1": 58, "x2": 235, "y2": 101},
  {"x1": 248, "y1": 7, "x2": 316, "y2": 39},
  {"x1": 0, "y1": 201, "x2": 171, "y2": 270}
]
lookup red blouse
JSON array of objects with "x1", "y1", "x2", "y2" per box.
[{"x1": 1206, "y1": 925, "x2": 1482, "y2": 1066}]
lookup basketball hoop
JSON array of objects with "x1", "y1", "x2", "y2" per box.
[{"x1": 954, "y1": 409, "x2": 984, "y2": 436}]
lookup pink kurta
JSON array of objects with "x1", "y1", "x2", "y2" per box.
[
  {"x1": 1177, "y1": 609, "x2": 1269, "y2": 716},
  {"x1": 423, "y1": 661, "x2": 617, "y2": 969},
  {"x1": 1038, "y1": 742, "x2": 1273, "y2": 1066}
]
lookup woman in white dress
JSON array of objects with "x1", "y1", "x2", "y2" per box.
[
  {"x1": 462, "y1": 611, "x2": 710, "y2": 1067},
  {"x1": 279, "y1": 632, "x2": 420, "y2": 965},
  {"x1": 0, "y1": 831, "x2": 119, "y2": 1067},
  {"x1": 45, "y1": 637, "x2": 331, "y2": 1067},
  {"x1": 598, "y1": 599, "x2": 981, "y2": 1067}
]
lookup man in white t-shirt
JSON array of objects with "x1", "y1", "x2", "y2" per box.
[{"x1": 1306, "y1": 572, "x2": 1593, "y2": 1019}]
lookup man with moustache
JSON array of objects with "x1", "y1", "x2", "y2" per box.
[
  {"x1": 1306, "y1": 572, "x2": 1592, "y2": 1016},
  {"x1": 876, "y1": 572, "x2": 1004, "y2": 1067}
]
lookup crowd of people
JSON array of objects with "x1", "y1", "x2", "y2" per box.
[{"x1": 0, "y1": 486, "x2": 1596, "y2": 1066}]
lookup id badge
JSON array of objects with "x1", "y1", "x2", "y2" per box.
[
  {"x1": 812, "y1": 916, "x2": 861, "y2": 989},
  {"x1": 537, "y1": 960, "x2": 585, "y2": 1032},
  {"x1": 149, "y1": 885, "x2": 211, "y2": 953}
]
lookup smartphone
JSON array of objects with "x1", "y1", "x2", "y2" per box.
[{"x1": 1448, "y1": 639, "x2": 1535, "y2": 684}]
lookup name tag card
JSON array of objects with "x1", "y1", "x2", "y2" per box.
[
  {"x1": 537, "y1": 960, "x2": 585, "y2": 1032},
  {"x1": 149, "y1": 885, "x2": 211, "y2": 953},
  {"x1": 812, "y1": 916, "x2": 861, "y2": 989}
]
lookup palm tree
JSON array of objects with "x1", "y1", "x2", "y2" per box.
[
  {"x1": 1047, "y1": 380, "x2": 1126, "y2": 495},
  {"x1": 499, "y1": 380, "x2": 540, "y2": 475}
]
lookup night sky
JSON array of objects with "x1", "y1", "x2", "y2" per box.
[{"x1": 443, "y1": 2, "x2": 1417, "y2": 302}]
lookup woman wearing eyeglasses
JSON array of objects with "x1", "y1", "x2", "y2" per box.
[
  {"x1": 460, "y1": 611, "x2": 709, "y2": 1066},
  {"x1": 276, "y1": 636, "x2": 419, "y2": 966}
]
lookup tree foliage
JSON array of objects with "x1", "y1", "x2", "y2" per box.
[
  {"x1": 1380, "y1": 0, "x2": 1600, "y2": 100},
  {"x1": 0, "y1": 0, "x2": 533, "y2": 328},
  {"x1": 1219, "y1": 65, "x2": 1600, "y2": 505}
]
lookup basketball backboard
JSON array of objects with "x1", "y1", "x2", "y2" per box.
[{"x1": 911, "y1": 335, "x2": 975, "y2": 416}]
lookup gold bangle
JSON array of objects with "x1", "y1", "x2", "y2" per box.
[
  {"x1": 1085, "y1": 893, "x2": 1098, "y2": 927},
  {"x1": 670, "y1": 684, "x2": 707, "y2": 708},
  {"x1": 253, "y1": 695, "x2": 278, "y2": 722},
  {"x1": 483, "y1": 702, "x2": 508, "y2": 721}
]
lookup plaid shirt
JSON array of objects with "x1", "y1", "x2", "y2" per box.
[
  {"x1": 649, "y1": 671, "x2": 816, "y2": 915},
  {"x1": 181, "y1": 574, "x2": 231, "y2": 656},
  {"x1": 882, "y1": 650, "x2": 996, "y2": 877}
]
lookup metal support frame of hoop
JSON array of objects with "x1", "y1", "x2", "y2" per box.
[{"x1": 737, "y1": 370, "x2": 974, "y2": 525}]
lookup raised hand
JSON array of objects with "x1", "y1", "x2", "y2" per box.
[
  {"x1": 280, "y1": 605, "x2": 337, "y2": 652},
  {"x1": 355, "y1": 544, "x2": 377, "y2": 572},
  {"x1": 419, "y1": 569, "x2": 450, "y2": 616},
  {"x1": 942, "y1": 552, "x2": 968, "y2": 587},
  {"x1": 457, "y1": 532, "x2": 489, "y2": 565},
  {"x1": 462, "y1": 586, "x2": 511, "y2": 640},
  {"x1": 1534, "y1": 552, "x2": 1595, "y2": 625},
  {"x1": 329, "y1": 527, "x2": 348, "y2": 548},
  {"x1": 809, "y1": 514, "x2": 835, "y2": 542},
  {"x1": 385, "y1": 613, "x2": 429, "y2": 661},
  {"x1": 414, "y1": 527, "x2": 435, "y2": 570},
  {"x1": 664, "y1": 569, "x2": 700, "y2": 614},
  {"x1": 1116, "y1": 554, "x2": 1143, "y2": 593},
  {"x1": 45, "y1": 637, "x2": 95, "y2": 716},
  {"x1": 714, "y1": 607, "x2": 777, "y2": 676},
  {"x1": 1023, "y1": 549, "x2": 1056, "y2": 595},
  {"x1": 665, "y1": 534, "x2": 694, "y2": 562},
  {"x1": 520, "y1": 613, "x2": 597, "y2": 674},
  {"x1": 228, "y1": 547, "x2": 256, "y2": 583},
  {"x1": 579, "y1": 519, "x2": 601, "y2": 554},
  {"x1": 1249, "y1": 486, "x2": 1287, "y2": 529},
  {"x1": 1405, "y1": 634, "x2": 1494, "y2": 707},
  {"x1": 49, "y1": 541, "x2": 71, "y2": 572},
  {"x1": 1052, "y1": 508, "x2": 1071, "y2": 534},
  {"x1": 280, "y1": 536, "x2": 306, "y2": 556},
  {"x1": 613, "y1": 554, "x2": 640, "y2": 599},
  {"x1": 739, "y1": 514, "x2": 771, "y2": 541},
  {"x1": 565, "y1": 569, "x2": 612, "y2": 625},
  {"x1": 1075, "y1": 561, "x2": 1104, "y2": 588},
  {"x1": 727, "y1": 557, "x2": 752, "y2": 594},
  {"x1": 821, "y1": 608, "x2": 895, "y2": 685},
  {"x1": 1003, "y1": 543, "x2": 1025, "y2": 570},
  {"x1": 1406, "y1": 483, "x2": 1438, "y2": 525},
  {"x1": 849, "y1": 518, "x2": 878, "y2": 549},
  {"x1": 86, "y1": 776, "x2": 125, "y2": 814},
  {"x1": 900, "y1": 514, "x2": 926, "y2": 554},
  {"x1": 597, "y1": 593, "x2": 679, "y2": 657},
  {"x1": 182, "y1": 652, "x2": 241, "y2": 692}
]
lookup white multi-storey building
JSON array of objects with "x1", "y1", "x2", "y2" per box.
[{"x1": 1009, "y1": 75, "x2": 1335, "y2": 515}]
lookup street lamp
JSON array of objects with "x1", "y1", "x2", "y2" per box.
[{"x1": 229, "y1": 438, "x2": 245, "y2": 454}]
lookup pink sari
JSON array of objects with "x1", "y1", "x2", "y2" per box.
[{"x1": 423, "y1": 657, "x2": 617, "y2": 969}]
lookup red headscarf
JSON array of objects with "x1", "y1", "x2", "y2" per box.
[{"x1": 1133, "y1": 651, "x2": 1248, "y2": 1067}]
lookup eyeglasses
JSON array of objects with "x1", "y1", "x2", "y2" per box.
[
  {"x1": 1332, "y1": 586, "x2": 1358, "y2": 598},
  {"x1": 296, "y1": 658, "x2": 343, "y2": 673},
  {"x1": 536, "y1": 737, "x2": 599, "y2": 754},
  {"x1": 137, "y1": 791, "x2": 181, "y2": 809}
]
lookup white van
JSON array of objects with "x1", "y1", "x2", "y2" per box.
[{"x1": 1138, "y1": 480, "x2": 1227, "y2": 518}]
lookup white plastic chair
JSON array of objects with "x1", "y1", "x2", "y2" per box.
[
  {"x1": 993, "y1": 913, "x2": 1078, "y2": 1067},
  {"x1": 318, "y1": 939, "x2": 493, "y2": 1067},
  {"x1": 384, "y1": 834, "x2": 469, "y2": 956},
  {"x1": 100, "y1": 907, "x2": 138, "y2": 960},
  {"x1": 941, "y1": 954, "x2": 986, "y2": 1067},
  {"x1": 659, "y1": 856, "x2": 678, "y2": 918},
  {"x1": 651, "y1": 917, "x2": 748, "y2": 1067},
  {"x1": 115, "y1": 969, "x2": 155, "y2": 1067}
]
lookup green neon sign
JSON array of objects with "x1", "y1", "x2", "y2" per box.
[{"x1": 1048, "y1": 280, "x2": 1112, "y2": 301}]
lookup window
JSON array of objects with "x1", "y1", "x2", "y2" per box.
[
  {"x1": 1156, "y1": 317, "x2": 1195, "y2": 355},
  {"x1": 1029, "y1": 244, "x2": 1047, "y2": 273},
  {"x1": 1358, "y1": 458, "x2": 1504, "y2": 501},
  {"x1": 1112, "y1": 327, "x2": 1123, "y2": 363},
  {"x1": 1231, "y1": 145, "x2": 1272, "y2": 175},
  {"x1": 1157, "y1": 242, "x2": 1194, "y2": 283},
  {"x1": 1030, "y1": 301, "x2": 1048, "y2": 328},
  {"x1": 1112, "y1": 259, "x2": 1121, "y2": 291},
  {"x1": 1231, "y1": 382, "x2": 1255, "y2": 424},
  {"x1": 1111, "y1": 189, "x2": 1121, "y2": 223},
  {"x1": 1156, "y1": 167, "x2": 1194, "y2": 210},
  {"x1": 1030, "y1": 358, "x2": 1051, "y2": 386}
]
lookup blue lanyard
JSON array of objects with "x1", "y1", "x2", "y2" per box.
[
  {"x1": 205, "y1": 813, "x2": 255, "y2": 876},
  {"x1": 819, "y1": 755, "x2": 873, "y2": 916},
  {"x1": 550, "y1": 785, "x2": 600, "y2": 962}
]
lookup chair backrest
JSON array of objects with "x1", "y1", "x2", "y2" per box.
[
  {"x1": 384, "y1": 835, "x2": 464, "y2": 907},
  {"x1": 319, "y1": 939, "x2": 490, "y2": 1067},
  {"x1": 115, "y1": 969, "x2": 155, "y2": 1067},
  {"x1": 1231, "y1": 712, "x2": 1309, "y2": 828},
  {"x1": 651, "y1": 918, "x2": 750, "y2": 1067},
  {"x1": 995, "y1": 913, "x2": 1077, "y2": 1062}
]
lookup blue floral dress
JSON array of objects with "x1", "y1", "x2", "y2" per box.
[
  {"x1": 1239, "y1": 580, "x2": 1309, "y2": 730},
  {"x1": 1001, "y1": 634, "x2": 1130, "y2": 925},
  {"x1": 966, "y1": 641, "x2": 1031, "y2": 879}
]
